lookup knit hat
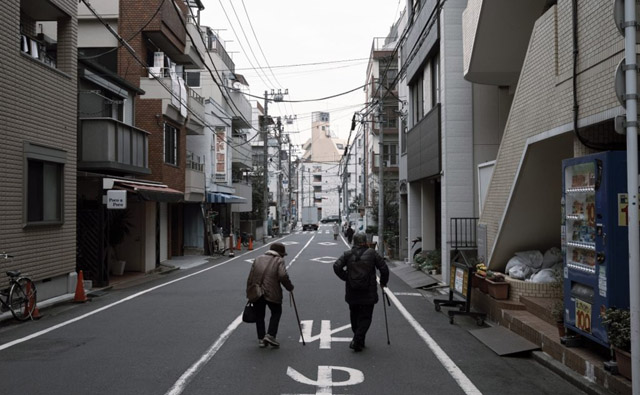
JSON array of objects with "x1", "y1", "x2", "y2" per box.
[{"x1": 270, "y1": 242, "x2": 287, "y2": 257}]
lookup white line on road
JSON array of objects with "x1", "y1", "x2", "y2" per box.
[
  {"x1": 164, "y1": 233, "x2": 316, "y2": 395},
  {"x1": 164, "y1": 315, "x2": 243, "y2": 395},
  {"x1": 383, "y1": 287, "x2": 482, "y2": 395}
]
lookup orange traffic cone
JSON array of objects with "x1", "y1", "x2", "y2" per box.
[
  {"x1": 248, "y1": 237, "x2": 253, "y2": 251},
  {"x1": 236, "y1": 236, "x2": 242, "y2": 251},
  {"x1": 74, "y1": 270, "x2": 88, "y2": 303},
  {"x1": 228, "y1": 235, "x2": 235, "y2": 257},
  {"x1": 24, "y1": 281, "x2": 41, "y2": 319}
]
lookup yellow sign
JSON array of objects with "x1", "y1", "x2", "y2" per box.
[
  {"x1": 575, "y1": 299, "x2": 592, "y2": 333},
  {"x1": 619, "y1": 193, "x2": 628, "y2": 226}
]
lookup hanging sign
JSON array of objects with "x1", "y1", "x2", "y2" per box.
[{"x1": 107, "y1": 190, "x2": 127, "y2": 209}]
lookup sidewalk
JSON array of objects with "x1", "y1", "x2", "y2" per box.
[{"x1": 386, "y1": 260, "x2": 629, "y2": 395}]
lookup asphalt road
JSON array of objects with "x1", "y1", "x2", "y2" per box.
[{"x1": 0, "y1": 224, "x2": 586, "y2": 394}]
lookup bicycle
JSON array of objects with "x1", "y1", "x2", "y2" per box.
[{"x1": 0, "y1": 253, "x2": 38, "y2": 321}]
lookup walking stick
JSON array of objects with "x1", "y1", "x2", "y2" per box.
[
  {"x1": 290, "y1": 292, "x2": 306, "y2": 345},
  {"x1": 382, "y1": 286, "x2": 391, "y2": 345}
]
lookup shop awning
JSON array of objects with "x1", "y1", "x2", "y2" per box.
[
  {"x1": 113, "y1": 181, "x2": 183, "y2": 203},
  {"x1": 207, "y1": 192, "x2": 247, "y2": 204}
]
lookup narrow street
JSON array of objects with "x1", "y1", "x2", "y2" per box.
[{"x1": 0, "y1": 224, "x2": 585, "y2": 395}]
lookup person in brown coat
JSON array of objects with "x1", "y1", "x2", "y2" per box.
[{"x1": 246, "y1": 242, "x2": 294, "y2": 348}]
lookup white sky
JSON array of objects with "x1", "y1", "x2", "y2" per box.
[{"x1": 200, "y1": 0, "x2": 404, "y2": 155}]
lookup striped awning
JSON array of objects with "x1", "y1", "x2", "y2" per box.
[{"x1": 207, "y1": 192, "x2": 247, "y2": 204}]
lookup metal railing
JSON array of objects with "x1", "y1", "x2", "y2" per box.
[{"x1": 449, "y1": 217, "x2": 478, "y2": 250}]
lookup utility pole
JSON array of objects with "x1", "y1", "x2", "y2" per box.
[
  {"x1": 261, "y1": 89, "x2": 288, "y2": 243},
  {"x1": 276, "y1": 117, "x2": 283, "y2": 236},
  {"x1": 622, "y1": 0, "x2": 640, "y2": 389},
  {"x1": 262, "y1": 91, "x2": 269, "y2": 243},
  {"x1": 377, "y1": 96, "x2": 385, "y2": 257},
  {"x1": 288, "y1": 135, "x2": 293, "y2": 231}
]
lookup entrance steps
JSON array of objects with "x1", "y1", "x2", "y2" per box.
[{"x1": 471, "y1": 289, "x2": 631, "y2": 394}]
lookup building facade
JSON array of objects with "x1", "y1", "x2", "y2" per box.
[{"x1": 1, "y1": 0, "x2": 78, "y2": 298}]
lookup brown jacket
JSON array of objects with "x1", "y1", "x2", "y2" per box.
[{"x1": 246, "y1": 250, "x2": 294, "y2": 304}]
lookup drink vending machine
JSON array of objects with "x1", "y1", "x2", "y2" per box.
[{"x1": 562, "y1": 151, "x2": 630, "y2": 347}]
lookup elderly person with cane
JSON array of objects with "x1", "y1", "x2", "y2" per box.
[
  {"x1": 333, "y1": 232, "x2": 389, "y2": 351},
  {"x1": 246, "y1": 242, "x2": 294, "y2": 348}
]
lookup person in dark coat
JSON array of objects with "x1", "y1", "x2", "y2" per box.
[
  {"x1": 246, "y1": 242, "x2": 294, "y2": 348},
  {"x1": 344, "y1": 224, "x2": 355, "y2": 244},
  {"x1": 333, "y1": 232, "x2": 389, "y2": 351}
]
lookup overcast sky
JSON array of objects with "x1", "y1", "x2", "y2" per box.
[{"x1": 200, "y1": 0, "x2": 404, "y2": 154}]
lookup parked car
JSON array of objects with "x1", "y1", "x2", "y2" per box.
[{"x1": 321, "y1": 215, "x2": 340, "y2": 223}]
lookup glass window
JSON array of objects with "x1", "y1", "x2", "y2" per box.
[
  {"x1": 164, "y1": 123, "x2": 178, "y2": 165},
  {"x1": 185, "y1": 71, "x2": 200, "y2": 88},
  {"x1": 24, "y1": 142, "x2": 65, "y2": 225}
]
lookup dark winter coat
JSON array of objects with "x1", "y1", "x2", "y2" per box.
[
  {"x1": 246, "y1": 250, "x2": 294, "y2": 304},
  {"x1": 333, "y1": 246, "x2": 389, "y2": 305}
]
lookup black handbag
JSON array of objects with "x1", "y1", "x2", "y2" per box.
[{"x1": 242, "y1": 302, "x2": 257, "y2": 323}]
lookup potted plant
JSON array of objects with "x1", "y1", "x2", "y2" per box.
[
  {"x1": 601, "y1": 308, "x2": 631, "y2": 380},
  {"x1": 474, "y1": 263, "x2": 488, "y2": 293},
  {"x1": 485, "y1": 271, "x2": 509, "y2": 300}
]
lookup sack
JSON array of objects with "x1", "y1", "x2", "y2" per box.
[
  {"x1": 242, "y1": 302, "x2": 257, "y2": 323},
  {"x1": 246, "y1": 283, "x2": 263, "y2": 303},
  {"x1": 347, "y1": 249, "x2": 370, "y2": 290}
]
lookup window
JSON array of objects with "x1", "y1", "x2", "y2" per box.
[
  {"x1": 24, "y1": 143, "x2": 65, "y2": 225},
  {"x1": 164, "y1": 123, "x2": 178, "y2": 165},
  {"x1": 383, "y1": 144, "x2": 398, "y2": 166},
  {"x1": 185, "y1": 70, "x2": 201, "y2": 88},
  {"x1": 336, "y1": 144, "x2": 344, "y2": 150},
  {"x1": 313, "y1": 175, "x2": 322, "y2": 182}
]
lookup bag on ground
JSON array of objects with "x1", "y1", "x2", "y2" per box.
[{"x1": 242, "y1": 302, "x2": 257, "y2": 323}]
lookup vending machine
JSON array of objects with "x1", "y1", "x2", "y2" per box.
[{"x1": 562, "y1": 151, "x2": 630, "y2": 347}]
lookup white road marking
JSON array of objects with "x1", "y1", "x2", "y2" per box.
[
  {"x1": 382, "y1": 287, "x2": 482, "y2": 395},
  {"x1": 300, "y1": 320, "x2": 351, "y2": 349},
  {"x1": 164, "y1": 315, "x2": 243, "y2": 395},
  {"x1": 309, "y1": 256, "x2": 338, "y2": 264},
  {"x1": 284, "y1": 365, "x2": 364, "y2": 395}
]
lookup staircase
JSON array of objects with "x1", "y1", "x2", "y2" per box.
[{"x1": 471, "y1": 289, "x2": 632, "y2": 395}]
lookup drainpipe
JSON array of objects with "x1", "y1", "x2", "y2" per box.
[{"x1": 623, "y1": 0, "x2": 639, "y2": 390}]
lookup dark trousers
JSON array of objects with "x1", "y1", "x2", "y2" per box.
[
  {"x1": 349, "y1": 304, "x2": 374, "y2": 346},
  {"x1": 254, "y1": 296, "x2": 282, "y2": 339}
]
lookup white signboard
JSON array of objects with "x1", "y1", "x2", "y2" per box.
[{"x1": 107, "y1": 190, "x2": 127, "y2": 209}]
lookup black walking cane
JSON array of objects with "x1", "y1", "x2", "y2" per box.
[
  {"x1": 290, "y1": 292, "x2": 306, "y2": 345},
  {"x1": 382, "y1": 286, "x2": 391, "y2": 345}
]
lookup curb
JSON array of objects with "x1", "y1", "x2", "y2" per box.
[{"x1": 532, "y1": 351, "x2": 613, "y2": 395}]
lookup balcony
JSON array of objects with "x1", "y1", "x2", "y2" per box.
[
  {"x1": 141, "y1": 0, "x2": 193, "y2": 67},
  {"x1": 183, "y1": 14, "x2": 206, "y2": 69},
  {"x1": 407, "y1": 104, "x2": 440, "y2": 182},
  {"x1": 79, "y1": 118, "x2": 150, "y2": 175},
  {"x1": 140, "y1": 75, "x2": 203, "y2": 131},
  {"x1": 185, "y1": 151, "x2": 205, "y2": 202},
  {"x1": 186, "y1": 88, "x2": 205, "y2": 135},
  {"x1": 372, "y1": 153, "x2": 400, "y2": 174},
  {"x1": 462, "y1": 0, "x2": 548, "y2": 85},
  {"x1": 226, "y1": 88, "x2": 252, "y2": 130},
  {"x1": 231, "y1": 135, "x2": 253, "y2": 170}
]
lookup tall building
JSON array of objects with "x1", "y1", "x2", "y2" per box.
[{"x1": 299, "y1": 112, "x2": 345, "y2": 220}]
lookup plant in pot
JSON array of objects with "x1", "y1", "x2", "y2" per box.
[
  {"x1": 601, "y1": 308, "x2": 631, "y2": 380},
  {"x1": 474, "y1": 262, "x2": 488, "y2": 293},
  {"x1": 108, "y1": 209, "x2": 132, "y2": 275}
]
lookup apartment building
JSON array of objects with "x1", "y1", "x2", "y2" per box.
[
  {"x1": 464, "y1": 0, "x2": 626, "y2": 269},
  {"x1": 0, "y1": 0, "x2": 78, "y2": 298},
  {"x1": 401, "y1": 0, "x2": 504, "y2": 280}
]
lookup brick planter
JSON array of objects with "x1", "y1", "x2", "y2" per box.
[
  {"x1": 475, "y1": 274, "x2": 488, "y2": 293},
  {"x1": 486, "y1": 279, "x2": 509, "y2": 300}
]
